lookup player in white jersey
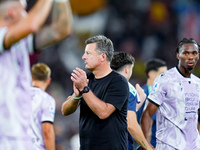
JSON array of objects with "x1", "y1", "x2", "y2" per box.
[
  {"x1": 0, "y1": 0, "x2": 72, "y2": 149},
  {"x1": 31, "y1": 63, "x2": 56, "y2": 150},
  {"x1": 141, "y1": 38, "x2": 200, "y2": 150}
]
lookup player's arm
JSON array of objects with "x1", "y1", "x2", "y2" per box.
[
  {"x1": 62, "y1": 83, "x2": 81, "y2": 116},
  {"x1": 61, "y1": 95, "x2": 80, "y2": 116},
  {"x1": 61, "y1": 84, "x2": 82, "y2": 116},
  {"x1": 79, "y1": 78, "x2": 128, "y2": 120},
  {"x1": 34, "y1": 0, "x2": 73, "y2": 50},
  {"x1": 42, "y1": 122, "x2": 55, "y2": 150},
  {"x1": 141, "y1": 99, "x2": 158, "y2": 143},
  {"x1": 81, "y1": 91, "x2": 116, "y2": 119},
  {"x1": 127, "y1": 111, "x2": 154, "y2": 150},
  {"x1": 61, "y1": 82, "x2": 115, "y2": 118},
  {"x1": 4, "y1": 0, "x2": 53, "y2": 49}
]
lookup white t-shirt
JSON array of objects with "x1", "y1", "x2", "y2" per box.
[
  {"x1": 148, "y1": 67, "x2": 200, "y2": 150},
  {"x1": 30, "y1": 87, "x2": 56, "y2": 150}
]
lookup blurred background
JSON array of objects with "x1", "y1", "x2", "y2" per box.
[{"x1": 27, "y1": 0, "x2": 200, "y2": 149}]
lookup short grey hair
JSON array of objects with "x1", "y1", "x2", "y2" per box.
[{"x1": 85, "y1": 35, "x2": 114, "y2": 62}]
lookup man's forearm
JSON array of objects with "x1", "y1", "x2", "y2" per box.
[
  {"x1": 130, "y1": 125, "x2": 152, "y2": 149},
  {"x1": 34, "y1": 0, "x2": 72, "y2": 49},
  {"x1": 141, "y1": 111, "x2": 152, "y2": 142},
  {"x1": 52, "y1": 0, "x2": 72, "y2": 32},
  {"x1": 43, "y1": 124, "x2": 55, "y2": 150},
  {"x1": 61, "y1": 96, "x2": 80, "y2": 116},
  {"x1": 44, "y1": 133, "x2": 55, "y2": 150},
  {"x1": 28, "y1": 0, "x2": 53, "y2": 29},
  {"x1": 127, "y1": 111, "x2": 153, "y2": 150}
]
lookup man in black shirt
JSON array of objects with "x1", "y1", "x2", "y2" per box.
[{"x1": 62, "y1": 35, "x2": 129, "y2": 150}]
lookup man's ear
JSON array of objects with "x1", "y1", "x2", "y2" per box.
[
  {"x1": 124, "y1": 65, "x2": 129, "y2": 74},
  {"x1": 176, "y1": 53, "x2": 180, "y2": 60},
  {"x1": 148, "y1": 71, "x2": 152, "y2": 78},
  {"x1": 100, "y1": 53, "x2": 106, "y2": 62},
  {"x1": 47, "y1": 78, "x2": 51, "y2": 85},
  {"x1": 148, "y1": 70, "x2": 155, "y2": 78}
]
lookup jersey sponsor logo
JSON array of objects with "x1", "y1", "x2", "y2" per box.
[{"x1": 185, "y1": 92, "x2": 199, "y2": 113}]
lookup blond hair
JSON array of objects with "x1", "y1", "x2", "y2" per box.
[{"x1": 31, "y1": 63, "x2": 51, "y2": 81}]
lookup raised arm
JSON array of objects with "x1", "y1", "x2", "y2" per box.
[
  {"x1": 34, "y1": 0, "x2": 73, "y2": 50},
  {"x1": 3, "y1": 0, "x2": 53, "y2": 49},
  {"x1": 141, "y1": 100, "x2": 158, "y2": 143}
]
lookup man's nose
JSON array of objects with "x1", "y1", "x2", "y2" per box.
[
  {"x1": 188, "y1": 53, "x2": 194, "y2": 59},
  {"x1": 82, "y1": 54, "x2": 86, "y2": 60}
]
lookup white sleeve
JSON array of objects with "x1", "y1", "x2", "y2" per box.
[
  {"x1": 41, "y1": 95, "x2": 56, "y2": 123},
  {"x1": 0, "y1": 27, "x2": 34, "y2": 54},
  {"x1": 0, "y1": 27, "x2": 8, "y2": 53}
]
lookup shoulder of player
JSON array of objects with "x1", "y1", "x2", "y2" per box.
[
  {"x1": 191, "y1": 73, "x2": 200, "y2": 82},
  {"x1": 31, "y1": 87, "x2": 55, "y2": 100},
  {"x1": 158, "y1": 67, "x2": 175, "y2": 80}
]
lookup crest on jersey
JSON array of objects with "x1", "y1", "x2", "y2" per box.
[
  {"x1": 160, "y1": 73, "x2": 165, "y2": 77},
  {"x1": 49, "y1": 105, "x2": 55, "y2": 115},
  {"x1": 152, "y1": 83, "x2": 158, "y2": 92}
]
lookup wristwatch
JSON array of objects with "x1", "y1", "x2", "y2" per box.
[{"x1": 80, "y1": 86, "x2": 90, "y2": 95}]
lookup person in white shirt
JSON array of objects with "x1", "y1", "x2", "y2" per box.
[
  {"x1": 0, "y1": 0, "x2": 72, "y2": 149},
  {"x1": 31, "y1": 63, "x2": 56, "y2": 150}
]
